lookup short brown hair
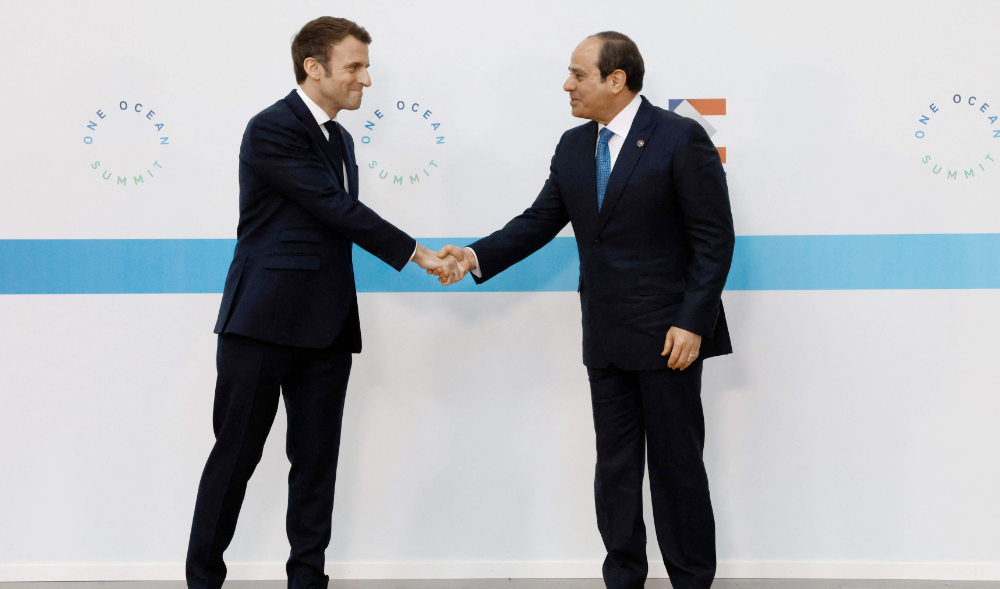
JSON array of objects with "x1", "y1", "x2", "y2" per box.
[
  {"x1": 590, "y1": 31, "x2": 644, "y2": 92},
  {"x1": 292, "y1": 17, "x2": 371, "y2": 83}
]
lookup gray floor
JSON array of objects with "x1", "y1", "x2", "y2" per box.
[{"x1": 2, "y1": 581, "x2": 999, "y2": 588}]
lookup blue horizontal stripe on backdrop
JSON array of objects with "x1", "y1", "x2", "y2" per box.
[{"x1": 0, "y1": 234, "x2": 998, "y2": 294}]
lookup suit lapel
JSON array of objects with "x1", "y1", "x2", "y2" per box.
[
  {"x1": 284, "y1": 90, "x2": 347, "y2": 190},
  {"x1": 596, "y1": 96, "x2": 658, "y2": 235},
  {"x1": 574, "y1": 121, "x2": 600, "y2": 231}
]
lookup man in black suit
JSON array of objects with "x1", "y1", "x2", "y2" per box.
[
  {"x1": 440, "y1": 32, "x2": 734, "y2": 589},
  {"x1": 185, "y1": 17, "x2": 457, "y2": 589}
]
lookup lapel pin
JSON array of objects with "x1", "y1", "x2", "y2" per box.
[{"x1": 637, "y1": 139, "x2": 645, "y2": 147}]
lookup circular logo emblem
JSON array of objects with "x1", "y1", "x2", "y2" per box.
[
  {"x1": 83, "y1": 100, "x2": 169, "y2": 188},
  {"x1": 914, "y1": 93, "x2": 997, "y2": 181},
  {"x1": 355, "y1": 99, "x2": 445, "y2": 190}
]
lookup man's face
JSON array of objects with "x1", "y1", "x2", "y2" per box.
[
  {"x1": 563, "y1": 37, "x2": 614, "y2": 121},
  {"x1": 317, "y1": 35, "x2": 372, "y2": 112}
]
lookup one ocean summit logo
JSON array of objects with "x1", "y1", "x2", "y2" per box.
[
  {"x1": 356, "y1": 99, "x2": 445, "y2": 189},
  {"x1": 83, "y1": 99, "x2": 169, "y2": 188},
  {"x1": 915, "y1": 93, "x2": 997, "y2": 181}
]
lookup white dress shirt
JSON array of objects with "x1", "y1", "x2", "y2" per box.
[
  {"x1": 467, "y1": 94, "x2": 643, "y2": 277},
  {"x1": 597, "y1": 93, "x2": 642, "y2": 170}
]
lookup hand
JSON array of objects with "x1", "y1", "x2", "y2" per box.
[
  {"x1": 411, "y1": 243, "x2": 461, "y2": 285},
  {"x1": 661, "y1": 326, "x2": 702, "y2": 370},
  {"x1": 435, "y1": 244, "x2": 478, "y2": 286}
]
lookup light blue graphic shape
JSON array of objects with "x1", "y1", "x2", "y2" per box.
[{"x1": 1, "y1": 234, "x2": 999, "y2": 294}]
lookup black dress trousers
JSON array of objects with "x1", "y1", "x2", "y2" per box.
[
  {"x1": 587, "y1": 361, "x2": 716, "y2": 589},
  {"x1": 186, "y1": 333, "x2": 352, "y2": 589}
]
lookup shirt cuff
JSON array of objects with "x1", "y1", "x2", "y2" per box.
[
  {"x1": 466, "y1": 247, "x2": 482, "y2": 278},
  {"x1": 408, "y1": 243, "x2": 418, "y2": 263}
]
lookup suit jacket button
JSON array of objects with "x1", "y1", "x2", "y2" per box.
[{"x1": 592, "y1": 238, "x2": 601, "y2": 246}]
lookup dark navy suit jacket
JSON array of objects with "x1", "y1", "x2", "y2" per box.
[
  {"x1": 471, "y1": 96, "x2": 734, "y2": 370},
  {"x1": 214, "y1": 90, "x2": 416, "y2": 350}
]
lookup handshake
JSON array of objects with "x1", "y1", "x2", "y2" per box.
[{"x1": 411, "y1": 243, "x2": 477, "y2": 286}]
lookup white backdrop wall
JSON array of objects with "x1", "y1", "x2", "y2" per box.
[{"x1": 1, "y1": 0, "x2": 999, "y2": 582}]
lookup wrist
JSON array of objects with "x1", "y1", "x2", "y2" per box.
[
  {"x1": 460, "y1": 247, "x2": 478, "y2": 272},
  {"x1": 411, "y1": 243, "x2": 430, "y2": 264}
]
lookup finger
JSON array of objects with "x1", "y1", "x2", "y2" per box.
[
  {"x1": 667, "y1": 340, "x2": 686, "y2": 370},
  {"x1": 661, "y1": 331, "x2": 674, "y2": 357},
  {"x1": 437, "y1": 263, "x2": 456, "y2": 285},
  {"x1": 679, "y1": 348, "x2": 698, "y2": 371},
  {"x1": 674, "y1": 338, "x2": 690, "y2": 370}
]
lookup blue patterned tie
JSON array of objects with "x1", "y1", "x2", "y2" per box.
[{"x1": 596, "y1": 127, "x2": 614, "y2": 210}]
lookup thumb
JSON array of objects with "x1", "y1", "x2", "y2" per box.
[{"x1": 437, "y1": 244, "x2": 460, "y2": 259}]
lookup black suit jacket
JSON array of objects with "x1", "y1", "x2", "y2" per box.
[
  {"x1": 471, "y1": 96, "x2": 734, "y2": 370},
  {"x1": 214, "y1": 90, "x2": 416, "y2": 350}
]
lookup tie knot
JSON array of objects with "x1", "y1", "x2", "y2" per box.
[
  {"x1": 323, "y1": 120, "x2": 339, "y2": 136},
  {"x1": 599, "y1": 127, "x2": 614, "y2": 144}
]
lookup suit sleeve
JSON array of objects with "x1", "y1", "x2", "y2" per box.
[
  {"x1": 672, "y1": 120, "x2": 735, "y2": 337},
  {"x1": 242, "y1": 113, "x2": 416, "y2": 271},
  {"x1": 468, "y1": 137, "x2": 571, "y2": 282}
]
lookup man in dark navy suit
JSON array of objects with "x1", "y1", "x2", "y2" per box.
[
  {"x1": 440, "y1": 32, "x2": 734, "y2": 589},
  {"x1": 185, "y1": 17, "x2": 457, "y2": 589}
]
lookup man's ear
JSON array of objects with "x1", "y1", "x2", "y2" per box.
[
  {"x1": 302, "y1": 57, "x2": 321, "y2": 80},
  {"x1": 609, "y1": 69, "x2": 627, "y2": 94}
]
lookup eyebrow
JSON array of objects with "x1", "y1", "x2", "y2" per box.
[{"x1": 568, "y1": 66, "x2": 587, "y2": 75}]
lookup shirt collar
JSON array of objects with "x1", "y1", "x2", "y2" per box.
[
  {"x1": 295, "y1": 86, "x2": 333, "y2": 127},
  {"x1": 599, "y1": 93, "x2": 642, "y2": 139}
]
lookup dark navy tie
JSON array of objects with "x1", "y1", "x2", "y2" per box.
[
  {"x1": 596, "y1": 127, "x2": 614, "y2": 210},
  {"x1": 322, "y1": 120, "x2": 345, "y2": 185}
]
